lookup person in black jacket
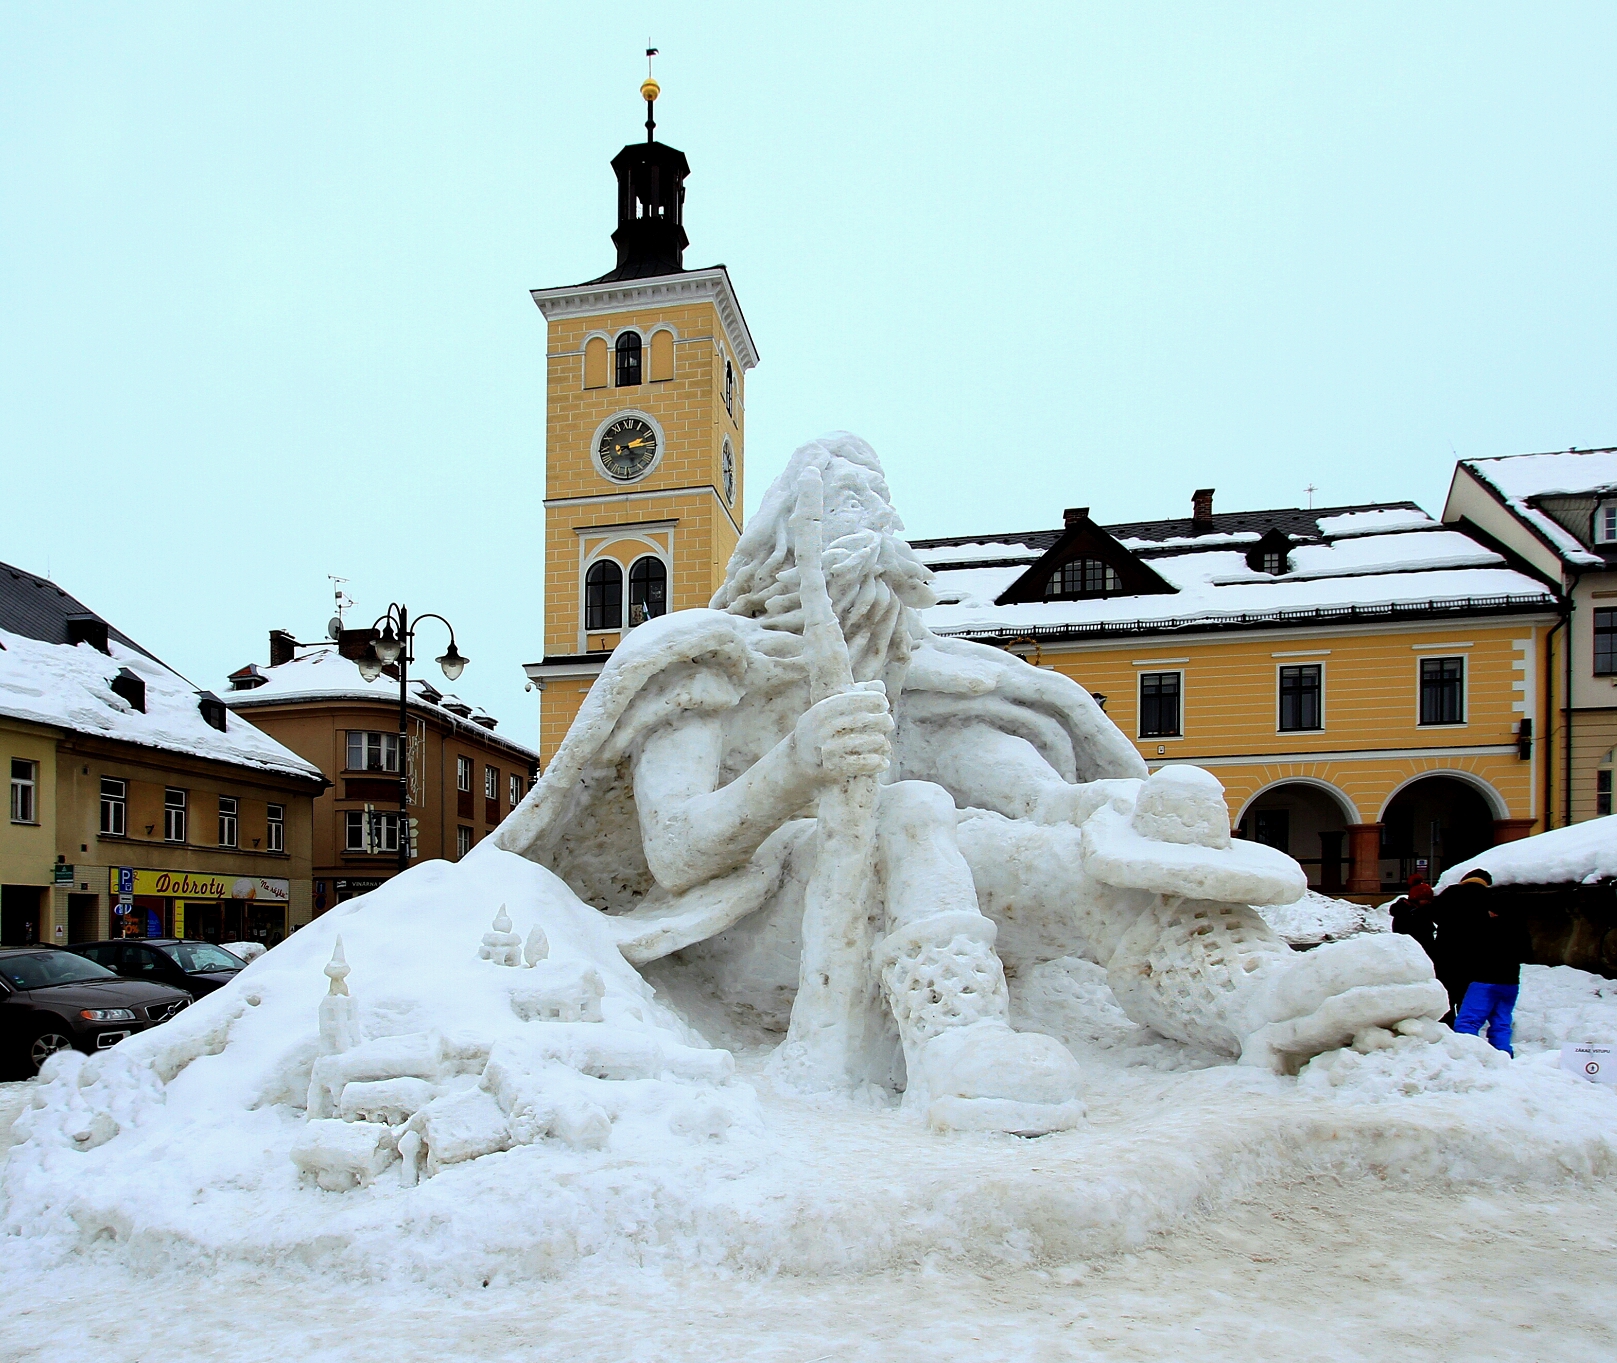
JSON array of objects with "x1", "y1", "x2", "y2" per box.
[
  {"x1": 1390, "y1": 873, "x2": 1437, "y2": 958},
  {"x1": 1445, "y1": 868, "x2": 1532, "y2": 1056}
]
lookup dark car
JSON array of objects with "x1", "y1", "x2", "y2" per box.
[
  {"x1": 0, "y1": 947, "x2": 192, "y2": 1075},
  {"x1": 71, "y1": 939, "x2": 248, "y2": 1000}
]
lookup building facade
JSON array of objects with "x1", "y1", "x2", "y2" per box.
[
  {"x1": 1443, "y1": 446, "x2": 1617, "y2": 827},
  {"x1": 912, "y1": 493, "x2": 1560, "y2": 896},
  {"x1": 225, "y1": 629, "x2": 539, "y2": 910},
  {"x1": 523, "y1": 82, "x2": 757, "y2": 766},
  {"x1": 2, "y1": 564, "x2": 325, "y2": 948}
]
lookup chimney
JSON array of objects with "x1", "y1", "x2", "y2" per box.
[
  {"x1": 1063, "y1": 507, "x2": 1089, "y2": 527},
  {"x1": 65, "y1": 613, "x2": 110, "y2": 653},
  {"x1": 1191, "y1": 488, "x2": 1215, "y2": 530},
  {"x1": 337, "y1": 627, "x2": 377, "y2": 661},
  {"x1": 269, "y1": 629, "x2": 297, "y2": 667}
]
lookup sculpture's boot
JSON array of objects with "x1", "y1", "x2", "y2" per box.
[{"x1": 876, "y1": 910, "x2": 1084, "y2": 1134}]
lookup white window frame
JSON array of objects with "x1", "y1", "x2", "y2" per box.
[
  {"x1": 218, "y1": 796, "x2": 238, "y2": 848},
  {"x1": 164, "y1": 787, "x2": 187, "y2": 843},
  {"x1": 456, "y1": 825, "x2": 473, "y2": 859},
  {"x1": 1415, "y1": 655, "x2": 1468, "y2": 728},
  {"x1": 266, "y1": 803, "x2": 285, "y2": 853},
  {"x1": 456, "y1": 755, "x2": 473, "y2": 793},
  {"x1": 1137, "y1": 670, "x2": 1185, "y2": 740},
  {"x1": 9, "y1": 758, "x2": 37, "y2": 824},
  {"x1": 100, "y1": 777, "x2": 127, "y2": 837},
  {"x1": 509, "y1": 773, "x2": 522, "y2": 807},
  {"x1": 1275, "y1": 662, "x2": 1326, "y2": 734},
  {"x1": 1593, "y1": 500, "x2": 1617, "y2": 546},
  {"x1": 346, "y1": 730, "x2": 400, "y2": 773},
  {"x1": 345, "y1": 809, "x2": 400, "y2": 853},
  {"x1": 484, "y1": 764, "x2": 498, "y2": 800}
]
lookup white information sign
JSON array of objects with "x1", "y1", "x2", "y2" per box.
[{"x1": 1560, "y1": 1044, "x2": 1616, "y2": 1085}]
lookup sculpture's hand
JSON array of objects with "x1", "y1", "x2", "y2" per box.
[{"x1": 791, "y1": 683, "x2": 893, "y2": 783}]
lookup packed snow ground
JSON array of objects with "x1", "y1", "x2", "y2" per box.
[{"x1": 1, "y1": 850, "x2": 1613, "y2": 1360}]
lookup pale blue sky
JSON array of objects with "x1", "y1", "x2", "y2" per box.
[{"x1": 3, "y1": 4, "x2": 1614, "y2": 737}]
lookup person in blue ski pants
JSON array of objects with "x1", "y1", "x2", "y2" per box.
[{"x1": 1443, "y1": 868, "x2": 1531, "y2": 1057}]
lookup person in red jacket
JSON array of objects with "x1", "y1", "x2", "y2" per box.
[{"x1": 1446, "y1": 869, "x2": 1532, "y2": 1056}]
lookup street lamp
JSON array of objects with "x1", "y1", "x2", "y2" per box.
[{"x1": 357, "y1": 604, "x2": 469, "y2": 872}]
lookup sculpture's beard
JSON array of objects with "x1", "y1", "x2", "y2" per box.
[{"x1": 716, "y1": 527, "x2": 936, "y2": 684}]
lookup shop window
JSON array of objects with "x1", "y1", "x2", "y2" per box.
[
  {"x1": 1139, "y1": 672, "x2": 1182, "y2": 738},
  {"x1": 9, "y1": 759, "x2": 37, "y2": 824},
  {"x1": 1278, "y1": 665, "x2": 1323, "y2": 732},
  {"x1": 583, "y1": 335, "x2": 609, "y2": 389},
  {"x1": 164, "y1": 788, "x2": 187, "y2": 843},
  {"x1": 1046, "y1": 558, "x2": 1121, "y2": 599},
  {"x1": 100, "y1": 777, "x2": 127, "y2": 837},
  {"x1": 267, "y1": 804, "x2": 285, "y2": 853},
  {"x1": 509, "y1": 773, "x2": 522, "y2": 807},
  {"x1": 586, "y1": 560, "x2": 624, "y2": 632},
  {"x1": 484, "y1": 764, "x2": 498, "y2": 800},
  {"x1": 345, "y1": 809, "x2": 399, "y2": 853},
  {"x1": 457, "y1": 825, "x2": 473, "y2": 859},
  {"x1": 1595, "y1": 609, "x2": 1616, "y2": 676},
  {"x1": 615, "y1": 331, "x2": 642, "y2": 387},
  {"x1": 628, "y1": 557, "x2": 667, "y2": 626},
  {"x1": 346, "y1": 731, "x2": 400, "y2": 773},
  {"x1": 218, "y1": 796, "x2": 238, "y2": 848},
  {"x1": 1419, "y1": 657, "x2": 1465, "y2": 725},
  {"x1": 456, "y1": 755, "x2": 473, "y2": 792}
]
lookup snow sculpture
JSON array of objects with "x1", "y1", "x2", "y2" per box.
[
  {"x1": 479, "y1": 904, "x2": 523, "y2": 966},
  {"x1": 495, "y1": 432, "x2": 1449, "y2": 1129},
  {"x1": 317, "y1": 937, "x2": 360, "y2": 1056},
  {"x1": 523, "y1": 923, "x2": 549, "y2": 965}
]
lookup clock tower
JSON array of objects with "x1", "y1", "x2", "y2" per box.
[{"x1": 524, "y1": 73, "x2": 758, "y2": 766}]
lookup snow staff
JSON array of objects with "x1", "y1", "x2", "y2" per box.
[{"x1": 496, "y1": 434, "x2": 1448, "y2": 1132}]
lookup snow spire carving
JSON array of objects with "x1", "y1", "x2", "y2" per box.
[
  {"x1": 524, "y1": 923, "x2": 549, "y2": 967},
  {"x1": 318, "y1": 937, "x2": 360, "y2": 1055},
  {"x1": 479, "y1": 905, "x2": 523, "y2": 967}
]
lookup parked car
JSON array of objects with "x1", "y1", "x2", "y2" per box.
[
  {"x1": 0, "y1": 946, "x2": 192, "y2": 1075},
  {"x1": 70, "y1": 939, "x2": 248, "y2": 1000}
]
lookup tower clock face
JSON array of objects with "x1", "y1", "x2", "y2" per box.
[{"x1": 597, "y1": 415, "x2": 659, "y2": 481}]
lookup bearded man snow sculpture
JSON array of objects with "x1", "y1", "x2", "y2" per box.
[{"x1": 497, "y1": 434, "x2": 1447, "y2": 1134}]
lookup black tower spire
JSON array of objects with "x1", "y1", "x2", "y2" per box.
[{"x1": 595, "y1": 60, "x2": 689, "y2": 283}]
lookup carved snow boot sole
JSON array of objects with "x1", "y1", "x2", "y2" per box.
[{"x1": 917, "y1": 1019, "x2": 1085, "y2": 1135}]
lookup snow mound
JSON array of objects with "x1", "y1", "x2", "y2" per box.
[
  {"x1": 1513, "y1": 964, "x2": 1617, "y2": 1053},
  {"x1": 1434, "y1": 816, "x2": 1617, "y2": 889},
  {"x1": 1299, "y1": 1029, "x2": 1511, "y2": 1102},
  {"x1": 1257, "y1": 889, "x2": 1392, "y2": 947}
]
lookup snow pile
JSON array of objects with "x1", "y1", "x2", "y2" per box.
[
  {"x1": 1257, "y1": 889, "x2": 1391, "y2": 947},
  {"x1": 1512, "y1": 964, "x2": 1617, "y2": 1053},
  {"x1": 1298, "y1": 1028, "x2": 1511, "y2": 1102},
  {"x1": 219, "y1": 941, "x2": 265, "y2": 963},
  {"x1": 0, "y1": 628, "x2": 320, "y2": 780},
  {"x1": 1435, "y1": 816, "x2": 1617, "y2": 889},
  {"x1": 1314, "y1": 507, "x2": 1438, "y2": 536}
]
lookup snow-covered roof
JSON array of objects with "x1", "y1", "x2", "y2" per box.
[
  {"x1": 224, "y1": 647, "x2": 538, "y2": 761},
  {"x1": 915, "y1": 501, "x2": 1557, "y2": 641},
  {"x1": 1460, "y1": 447, "x2": 1617, "y2": 568},
  {"x1": 0, "y1": 628, "x2": 325, "y2": 784},
  {"x1": 1435, "y1": 816, "x2": 1617, "y2": 890}
]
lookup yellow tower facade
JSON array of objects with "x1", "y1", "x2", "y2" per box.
[{"x1": 523, "y1": 88, "x2": 758, "y2": 765}]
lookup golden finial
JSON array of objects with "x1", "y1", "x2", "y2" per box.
[
  {"x1": 640, "y1": 76, "x2": 660, "y2": 103},
  {"x1": 642, "y1": 46, "x2": 660, "y2": 142}
]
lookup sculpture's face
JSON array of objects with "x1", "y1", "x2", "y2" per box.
[{"x1": 818, "y1": 454, "x2": 905, "y2": 549}]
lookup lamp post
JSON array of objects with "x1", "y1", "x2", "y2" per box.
[{"x1": 355, "y1": 604, "x2": 468, "y2": 872}]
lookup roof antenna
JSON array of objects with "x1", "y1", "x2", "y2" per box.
[
  {"x1": 643, "y1": 45, "x2": 660, "y2": 143},
  {"x1": 327, "y1": 575, "x2": 353, "y2": 642},
  {"x1": 1304, "y1": 483, "x2": 1317, "y2": 510}
]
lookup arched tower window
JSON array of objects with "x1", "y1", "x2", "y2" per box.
[
  {"x1": 628, "y1": 556, "x2": 668, "y2": 626},
  {"x1": 615, "y1": 332, "x2": 642, "y2": 387},
  {"x1": 585, "y1": 560, "x2": 623, "y2": 631},
  {"x1": 721, "y1": 439, "x2": 735, "y2": 505},
  {"x1": 650, "y1": 328, "x2": 675, "y2": 381},
  {"x1": 724, "y1": 358, "x2": 735, "y2": 414},
  {"x1": 583, "y1": 336, "x2": 608, "y2": 389}
]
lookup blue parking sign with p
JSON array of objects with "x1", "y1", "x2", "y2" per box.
[{"x1": 117, "y1": 866, "x2": 134, "y2": 895}]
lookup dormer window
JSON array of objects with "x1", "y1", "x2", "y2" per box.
[
  {"x1": 1046, "y1": 558, "x2": 1121, "y2": 598},
  {"x1": 1595, "y1": 501, "x2": 1617, "y2": 546},
  {"x1": 1246, "y1": 529, "x2": 1292, "y2": 576}
]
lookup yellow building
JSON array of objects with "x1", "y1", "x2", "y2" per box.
[
  {"x1": 523, "y1": 82, "x2": 757, "y2": 763},
  {"x1": 914, "y1": 492, "x2": 1560, "y2": 898}
]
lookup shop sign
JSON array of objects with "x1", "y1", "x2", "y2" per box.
[
  {"x1": 335, "y1": 878, "x2": 385, "y2": 894},
  {"x1": 53, "y1": 863, "x2": 74, "y2": 886},
  {"x1": 108, "y1": 868, "x2": 290, "y2": 902}
]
